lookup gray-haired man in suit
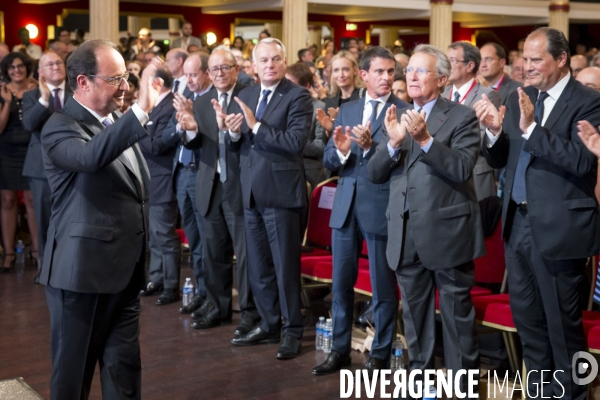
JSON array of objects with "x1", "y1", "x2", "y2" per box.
[{"x1": 369, "y1": 44, "x2": 485, "y2": 396}]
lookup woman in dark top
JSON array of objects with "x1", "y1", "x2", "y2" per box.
[
  {"x1": 316, "y1": 50, "x2": 364, "y2": 136},
  {"x1": 0, "y1": 52, "x2": 38, "y2": 272}
]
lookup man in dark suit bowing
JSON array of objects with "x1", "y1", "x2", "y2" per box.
[
  {"x1": 312, "y1": 46, "x2": 407, "y2": 376},
  {"x1": 138, "y1": 67, "x2": 181, "y2": 306},
  {"x1": 22, "y1": 51, "x2": 72, "y2": 281},
  {"x1": 40, "y1": 40, "x2": 161, "y2": 399},
  {"x1": 222, "y1": 38, "x2": 313, "y2": 360},
  {"x1": 175, "y1": 48, "x2": 259, "y2": 335},
  {"x1": 474, "y1": 27, "x2": 600, "y2": 400},
  {"x1": 368, "y1": 44, "x2": 484, "y2": 395}
]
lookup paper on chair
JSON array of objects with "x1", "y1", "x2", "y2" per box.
[{"x1": 318, "y1": 186, "x2": 336, "y2": 209}]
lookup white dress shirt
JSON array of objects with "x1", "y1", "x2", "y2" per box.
[{"x1": 38, "y1": 81, "x2": 66, "y2": 108}]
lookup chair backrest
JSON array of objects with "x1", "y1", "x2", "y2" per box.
[
  {"x1": 589, "y1": 255, "x2": 599, "y2": 311},
  {"x1": 304, "y1": 177, "x2": 339, "y2": 248},
  {"x1": 474, "y1": 220, "x2": 506, "y2": 284}
]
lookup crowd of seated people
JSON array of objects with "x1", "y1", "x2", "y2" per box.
[{"x1": 3, "y1": 21, "x2": 600, "y2": 400}]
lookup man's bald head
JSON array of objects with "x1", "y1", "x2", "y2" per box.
[
  {"x1": 576, "y1": 67, "x2": 600, "y2": 91},
  {"x1": 571, "y1": 54, "x2": 588, "y2": 78}
]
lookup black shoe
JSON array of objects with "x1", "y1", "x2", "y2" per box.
[
  {"x1": 356, "y1": 300, "x2": 374, "y2": 327},
  {"x1": 234, "y1": 313, "x2": 259, "y2": 337},
  {"x1": 363, "y1": 356, "x2": 388, "y2": 378},
  {"x1": 191, "y1": 309, "x2": 232, "y2": 330},
  {"x1": 312, "y1": 351, "x2": 351, "y2": 375},
  {"x1": 140, "y1": 281, "x2": 163, "y2": 297},
  {"x1": 179, "y1": 295, "x2": 204, "y2": 314},
  {"x1": 231, "y1": 326, "x2": 280, "y2": 346},
  {"x1": 191, "y1": 299, "x2": 216, "y2": 320},
  {"x1": 276, "y1": 334, "x2": 302, "y2": 360},
  {"x1": 155, "y1": 288, "x2": 180, "y2": 305}
]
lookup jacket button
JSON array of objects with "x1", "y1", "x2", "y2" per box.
[
  {"x1": 137, "y1": 230, "x2": 145, "y2": 236},
  {"x1": 251, "y1": 145, "x2": 254, "y2": 149}
]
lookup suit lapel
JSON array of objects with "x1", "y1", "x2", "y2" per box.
[
  {"x1": 542, "y1": 78, "x2": 573, "y2": 131},
  {"x1": 261, "y1": 79, "x2": 288, "y2": 122},
  {"x1": 464, "y1": 84, "x2": 479, "y2": 108},
  {"x1": 407, "y1": 96, "x2": 450, "y2": 169},
  {"x1": 370, "y1": 99, "x2": 390, "y2": 138}
]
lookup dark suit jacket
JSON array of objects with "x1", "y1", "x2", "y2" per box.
[
  {"x1": 322, "y1": 87, "x2": 363, "y2": 109},
  {"x1": 226, "y1": 78, "x2": 313, "y2": 210},
  {"x1": 184, "y1": 84, "x2": 245, "y2": 217},
  {"x1": 483, "y1": 77, "x2": 600, "y2": 260},
  {"x1": 22, "y1": 86, "x2": 73, "y2": 179},
  {"x1": 368, "y1": 96, "x2": 485, "y2": 270},
  {"x1": 323, "y1": 94, "x2": 409, "y2": 237},
  {"x1": 139, "y1": 92, "x2": 177, "y2": 205},
  {"x1": 40, "y1": 97, "x2": 150, "y2": 293},
  {"x1": 496, "y1": 76, "x2": 522, "y2": 104}
]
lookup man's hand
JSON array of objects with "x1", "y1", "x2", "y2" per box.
[
  {"x1": 476, "y1": 74, "x2": 490, "y2": 87},
  {"x1": 211, "y1": 98, "x2": 227, "y2": 131},
  {"x1": 176, "y1": 110, "x2": 197, "y2": 131},
  {"x1": 234, "y1": 96, "x2": 257, "y2": 130},
  {"x1": 473, "y1": 93, "x2": 505, "y2": 136},
  {"x1": 403, "y1": 108, "x2": 430, "y2": 147},
  {"x1": 332, "y1": 126, "x2": 352, "y2": 155},
  {"x1": 384, "y1": 105, "x2": 406, "y2": 149},
  {"x1": 577, "y1": 120, "x2": 600, "y2": 158},
  {"x1": 350, "y1": 121, "x2": 373, "y2": 151},
  {"x1": 137, "y1": 57, "x2": 164, "y2": 114},
  {"x1": 517, "y1": 87, "x2": 535, "y2": 133},
  {"x1": 173, "y1": 93, "x2": 193, "y2": 114},
  {"x1": 39, "y1": 75, "x2": 50, "y2": 102}
]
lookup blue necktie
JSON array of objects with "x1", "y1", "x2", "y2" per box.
[
  {"x1": 255, "y1": 89, "x2": 271, "y2": 122},
  {"x1": 219, "y1": 93, "x2": 228, "y2": 183},
  {"x1": 453, "y1": 91, "x2": 461, "y2": 103},
  {"x1": 180, "y1": 146, "x2": 193, "y2": 166},
  {"x1": 512, "y1": 91, "x2": 549, "y2": 204},
  {"x1": 368, "y1": 100, "x2": 379, "y2": 128}
]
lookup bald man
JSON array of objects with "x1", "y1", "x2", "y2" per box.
[
  {"x1": 571, "y1": 54, "x2": 588, "y2": 78},
  {"x1": 576, "y1": 67, "x2": 600, "y2": 91}
]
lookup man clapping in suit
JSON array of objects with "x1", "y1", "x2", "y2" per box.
[
  {"x1": 222, "y1": 38, "x2": 313, "y2": 360},
  {"x1": 40, "y1": 40, "x2": 162, "y2": 399},
  {"x1": 369, "y1": 44, "x2": 485, "y2": 395}
]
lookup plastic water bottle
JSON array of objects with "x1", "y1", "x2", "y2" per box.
[
  {"x1": 182, "y1": 278, "x2": 194, "y2": 306},
  {"x1": 323, "y1": 318, "x2": 332, "y2": 353},
  {"x1": 423, "y1": 385, "x2": 437, "y2": 400},
  {"x1": 15, "y1": 240, "x2": 25, "y2": 266},
  {"x1": 390, "y1": 338, "x2": 405, "y2": 371},
  {"x1": 316, "y1": 316, "x2": 325, "y2": 351}
]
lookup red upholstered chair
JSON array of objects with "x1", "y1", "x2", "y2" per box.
[
  {"x1": 474, "y1": 221, "x2": 506, "y2": 288},
  {"x1": 588, "y1": 325, "x2": 600, "y2": 354},
  {"x1": 176, "y1": 228, "x2": 190, "y2": 262}
]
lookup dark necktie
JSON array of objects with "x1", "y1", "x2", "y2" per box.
[
  {"x1": 53, "y1": 88, "x2": 62, "y2": 111},
  {"x1": 172, "y1": 80, "x2": 179, "y2": 94},
  {"x1": 219, "y1": 93, "x2": 228, "y2": 183},
  {"x1": 368, "y1": 100, "x2": 379, "y2": 128},
  {"x1": 512, "y1": 91, "x2": 549, "y2": 204},
  {"x1": 453, "y1": 91, "x2": 461, "y2": 103},
  {"x1": 255, "y1": 89, "x2": 271, "y2": 122}
]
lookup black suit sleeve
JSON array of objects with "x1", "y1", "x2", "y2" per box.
[
  {"x1": 139, "y1": 106, "x2": 176, "y2": 156},
  {"x1": 22, "y1": 90, "x2": 52, "y2": 132},
  {"x1": 42, "y1": 110, "x2": 148, "y2": 173}
]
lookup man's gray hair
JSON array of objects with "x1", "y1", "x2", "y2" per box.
[
  {"x1": 252, "y1": 38, "x2": 286, "y2": 62},
  {"x1": 413, "y1": 44, "x2": 451, "y2": 79}
]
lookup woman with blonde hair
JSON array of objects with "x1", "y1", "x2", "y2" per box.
[
  {"x1": 242, "y1": 40, "x2": 255, "y2": 60},
  {"x1": 316, "y1": 50, "x2": 364, "y2": 135}
]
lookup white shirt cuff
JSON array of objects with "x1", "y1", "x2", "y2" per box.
[
  {"x1": 38, "y1": 97, "x2": 49, "y2": 108},
  {"x1": 523, "y1": 122, "x2": 536, "y2": 140},
  {"x1": 336, "y1": 149, "x2": 351, "y2": 165},
  {"x1": 485, "y1": 128, "x2": 502, "y2": 147},
  {"x1": 387, "y1": 142, "x2": 400, "y2": 158},
  {"x1": 420, "y1": 137, "x2": 434, "y2": 153},
  {"x1": 131, "y1": 103, "x2": 149, "y2": 126},
  {"x1": 252, "y1": 122, "x2": 261, "y2": 135},
  {"x1": 185, "y1": 130, "x2": 197, "y2": 142},
  {"x1": 229, "y1": 130, "x2": 241, "y2": 142}
]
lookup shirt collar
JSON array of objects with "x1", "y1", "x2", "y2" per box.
[
  {"x1": 194, "y1": 84, "x2": 213, "y2": 99},
  {"x1": 216, "y1": 86, "x2": 235, "y2": 103},
  {"x1": 45, "y1": 80, "x2": 66, "y2": 94},
  {"x1": 260, "y1": 81, "x2": 280, "y2": 95},
  {"x1": 413, "y1": 96, "x2": 438, "y2": 121},
  {"x1": 73, "y1": 96, "x2": 111, "y2": 123},
  {"x1": 544, "y1": 72, "x2": 570, "y2": 101},
  {"x1": 155, "y1": 91, "x2": 170, "y2": 107},
  {"x1": 452, "y1": 77, "x2": 475, "y2": 99},
  {"x1": 364, "y1": 91, "x2": 391, "y2": 105}
]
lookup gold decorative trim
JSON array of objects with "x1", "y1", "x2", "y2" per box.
[
  {"x1": 230, "y1": 18, "x2": 333, "y2": 43},
  {"x1": 0, "y1": 12, "x2": 4, "y2": 44},
  {"x1": 57, "y1": 9, "x2": 184, "y2": 27}
]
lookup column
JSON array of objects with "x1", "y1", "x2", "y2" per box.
[
  {"x1": 265, "y1": 23, "x2": 283, "y2": 40},
  {"x1": 549, "y1": 0, "x2": 570, "y2": 40},
  {"x1": 90, "y1": 0, "x2": 119, "y2": 43},
  {"x1": 128, "y1": 16, "x2": 151, "y2": 37},
  {"x1": 308, "y1": 25, "x2": 322, "y2": 53},
  {"x1": 430, "y1": 0, "x2": 453, "y2": 50},
  {"x1": 282, "y1": 0, "x2": 307, "y2": 63},
  {"x1": 378, "y1": 27, "x2": 398, "y2": 48},
  {"x1": 168, "y1": 18, "x2": 181, "y2": 47}
]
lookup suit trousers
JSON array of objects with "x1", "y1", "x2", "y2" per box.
[
  {"x1": 396, "y1": 215, "x2": 478, "y2": 393},
  {"x1": 331, "y1": 205, "x2": 398, "y2": 359},
  {"x1": 506, "y1": 207, "x2": 587, "y2": 400},
  {"x1": 28, "y1": 177, "x2": 51, "y2": 267},
  {"x1": 244, "y1": 205, "x2": 304, "y2": 338},
  {"x1": 45, "y1": 261, "x2": 144, "y2": 400},
  {"x1": 147, "y1": 201, "x2": 181, "y2": 289},
  {"x1": 202, "y1": 179, "x2": 257, "y2": 319},
  {"x1": 175, "y1": 167, "x2": 205, "y2": 298}
]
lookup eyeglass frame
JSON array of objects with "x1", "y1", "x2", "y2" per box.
[
  {"x1": 8, "y1": 63, "x2": 26, "y2": 71},
  {"x1": 208, "y1": 64, "x2": 237, "y2": 75},
  {"x1": 42, "y1": 61, "x2": 65, "y2": 69},
  {"x1": 86, "y1": 72, "x2": 130, "y2": 87},
  {"x1": 448, "y1": 58, "x2": 470, "y2": 65}
]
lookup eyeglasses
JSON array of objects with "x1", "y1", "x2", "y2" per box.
[
  {"x1": 8, "y1": 64, "x2": 26, "y2": 71},
  {"x1": 403, "y1": 67, "x2": 433, "y2": 77},
  {"x1": 87, "y1": 72, "x2": 130, "y2": 87},
  {"x1": 43, "y1": 61, "x2": 64, "y2": 69},
  {"x1": 209, "y1": 65, "x2": 235, "y2": 75},
  {"x1": 448, "y1": 58, "x2": 468, "y2": 65}
]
